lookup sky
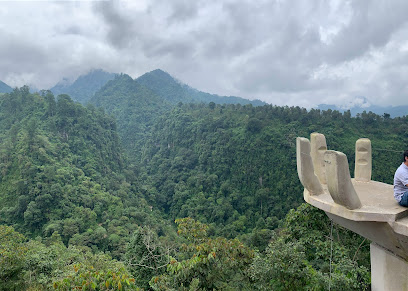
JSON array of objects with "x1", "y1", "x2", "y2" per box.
[{"x1": 1, "y1": 0, "x2": 408, "y2": 108}]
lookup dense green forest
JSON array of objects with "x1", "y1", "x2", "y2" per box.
[
  {"x1": 140, "y1": 102, "x2": 403, "y2": 238},
  {"x1": 1, "y1": 80, "x2": 407, "y2": 289}
]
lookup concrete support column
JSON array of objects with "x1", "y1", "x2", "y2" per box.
[{"x1": 371, "y1": 243, "x2": 408, "y2": 291}]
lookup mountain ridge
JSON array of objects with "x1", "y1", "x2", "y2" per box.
[
  {"x1": 50, "y1": 69, "x2": 116, "y2": 103},
  {"x1": 137, "y1": 69, "x2": 266, "y2": 106},
  {"x1": 51, "y1": 68, "x2": 266, "y2": 106},
  {"x1": 0, "y1": 80, "x2": 13, "y2": 93},
  {"x1": 90, "y1": 73, "x2": 170, "y2": 160},
  {"x1": 317, "y1": 102, "x2": 408, "y2": 118}
]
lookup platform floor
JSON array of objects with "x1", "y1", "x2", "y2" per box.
[{"x1": 304, "y1": 179, "x2": 408, "y2": 222}]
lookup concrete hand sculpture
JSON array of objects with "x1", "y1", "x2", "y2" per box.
[{"x1": 296, "y1": 133, "x2": 408, "y2": 290}]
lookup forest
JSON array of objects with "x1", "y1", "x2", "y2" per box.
[{"x1": 1, "y1": 76, "x2": 407, "y2": 290}]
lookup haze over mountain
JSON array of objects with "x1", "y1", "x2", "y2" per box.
[
  {"x1": 51, "y1": 68, "x2": 266, "y2": 107},
  {"x1": 0, "y1": 80, "x2": 12, "y2": 93},
  {"x1": 317, "y1": 97, "x2": 408, "y2": 118},
  {"x1": 50, "y1": 69, "x2": 116, "y2": 103},
  {"x1": 137, "y1": 69, "x2": 266, "y2": 106}
]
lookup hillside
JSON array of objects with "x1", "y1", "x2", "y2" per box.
[
  {"x1": 51, "y1": 68, "x2": 265, "y2": 107},
  {"x1": 0, "y1": 80, "x2": 13, "y2": 93},
  {"x1": 0, "y1": 87, "x2": 170, "y2": 259},
  {"x1": 90, "y1": 74, "x2": 171, "y2": 160},
  {"x1": 140, "y1": 104, "x2": 405, "y2": 239},
  {"x1": 2, "y1": 85, "x2": 404, "y2": 289},
  {"x1": 137, "y1": 69, "x2": 266, "y2": 106},
  {"x1": 90, "y1": 72, "x2": 407, "y2": 238},
  {"x1": 91, "y1": 70, "x2": 266, "y2": 162},
  {"x1": 50, "y1": 69, "x2": 116, "y2": 103}
]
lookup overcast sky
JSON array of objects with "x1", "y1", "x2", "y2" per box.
[{"x1": 1, "y1": 0, "x2": 408, "y2": 108}]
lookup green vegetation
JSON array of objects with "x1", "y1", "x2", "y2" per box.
[
  {"x1": 0, "y1": 225, "x2": 139, "y2": 290},
  {"x1": 0, "y1": 87, "x2": 171, "y2": 260},
  {"x1": 140, "y1": 103, "x2": 404, "y2": 239},
  {"x1": 150, "y1": 218, "x2": 255, "y2": 290},
  {"x1": 1, "y1": 81, "x2": 406, "y2": 289},
  {"x1": 90, "y1": 74, "x2": 170, "y2": 161},
  {"x1": 250, "y1": 204, "x2": 370, "y2": 290}
]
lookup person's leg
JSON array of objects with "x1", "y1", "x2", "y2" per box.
[{"x1": 399, "y1": 191, "x2": 408, "y2": 207}]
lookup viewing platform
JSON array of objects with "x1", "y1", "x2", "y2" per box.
[{"x1": 296, "y1": 133, "x2": 408, "y2": 290}]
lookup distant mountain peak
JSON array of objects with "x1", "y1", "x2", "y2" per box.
[
  {"x1": 149, "y1": 68, "x2": 167, "y2": 74},
  {"x1": 144, "y1": 69, "x2": 176, "y2": 81},
  {"x1": 0, "y1": 80, "x2": 13, "y2": 93},
  {"x1": 50, "y1": 69, "x2": 116, "y2": 103},
  {"x1": 317, "y1": 96, "x2": 408, "y2": 118},
  {"x1": 137, "y1": 69, "x2": 265, "y2": 106},
  {"x1": 53, "y1": 77, "x2": 72, "y2": 88},
  {"x1": 116, "y1": 73, "x2": 133, "y2": 81}
]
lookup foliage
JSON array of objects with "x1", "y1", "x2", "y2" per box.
[
  {"x1": 53, "y1": 262, "x2": 137, "y2": 291},
  {"x1": 125, "y1": 227, "x2": 172, "y2": 290},
  {"x1": 0, "y1": 225, "x2": 28, "y2": 290},
  {"x1": 0, "y1": 88, "x2": 171, "y2": 259},
  {"x1": 150, "y1": 218, "x2": 255, "y2": 290},
  {"x1": 138, "y1": 102, "x2": 406, "y2": 241},
  {"x1": 0, "y1": 225, "x2": 140, "y2": 290},
  {"x1": 90, "y1": 74, "x2": 170, "y2": 162},
  {"x1": 250, "y1": 204, "x2": 370, "y2": 290},
  {"x1": 3, "y1": 82, "x2": 406, "y2": 290},
  {"x1": 175, "y1": 217, "x2": 208, "y2": 244}
]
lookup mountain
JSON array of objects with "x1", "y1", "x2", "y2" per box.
[
  {"x1": 90, "y1": 70, "x2": 265, "y2": 161},
  {"x1": 90, "y1": 74, "x2": 170, "y2": 160},
  {"x1": 2, "y1": 85, "x2": 392, "y2": 290},
  {"x1": 136, "y1": 69, "x2": 266, "y2": 106},
  {"x1": 52, "y1": 68, "x2": 265, "y2": 106},
  {"x1": 50, "y1": 69, "x2": 116, "y2": 103},
  {"x1": 0, "y1": 86, "x2": 172, "y2": 258},
  {"x1": 0, "y1": 80, "x2": 12, "y2": 93},
  {"x1": 317, "y1": 101, "x2": 408, "y2": 118}
]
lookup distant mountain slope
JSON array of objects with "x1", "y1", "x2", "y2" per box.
[
  {"x1": 0, "y1": 80, "x2": 12, "y2": 93},
  {"x1": 137, "y1": 69, "x2": 266, "y2": 106},
  {"x1": 317, "y1": 103, "x2": 408, "y2": 118},
  {"x1": 91, "y1": 70, "x2": 266, "y2": 161},
  {"x1": 90, "y1": 74, "x2": 170, "y2": 160},
  {"x1": 50, "y1": 69, "x2": 116, "y2": 103}
]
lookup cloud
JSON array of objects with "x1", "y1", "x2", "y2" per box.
[
  {"x1": 1, "y1": 0, "x2": 408, "y2": 108},
  {"x1": 94, "y1": 1, "x2": 135, "y2": 49},
  {"x1": 164, "y1": 0, "x2": 200, "y2": 23}
]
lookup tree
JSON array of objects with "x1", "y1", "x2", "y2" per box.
[
  {"x1": 53, "y1": 262, "x2": 137, "y2": 291},
  {"x1": 250, "y1": 204, "x2": 370, "y2": 290},
  {"x1": 150, "y1": 218, "x2": 254, "y2": 290},
  {"x1": 125, "y1": 227, "x2": 171, "y2": 290},
  {"x1": 0, "y1": 225, "x2": 27, "y2": 290},
  {"x1": 246, "y1": 118, "x2": 262, "y2": 133}
]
